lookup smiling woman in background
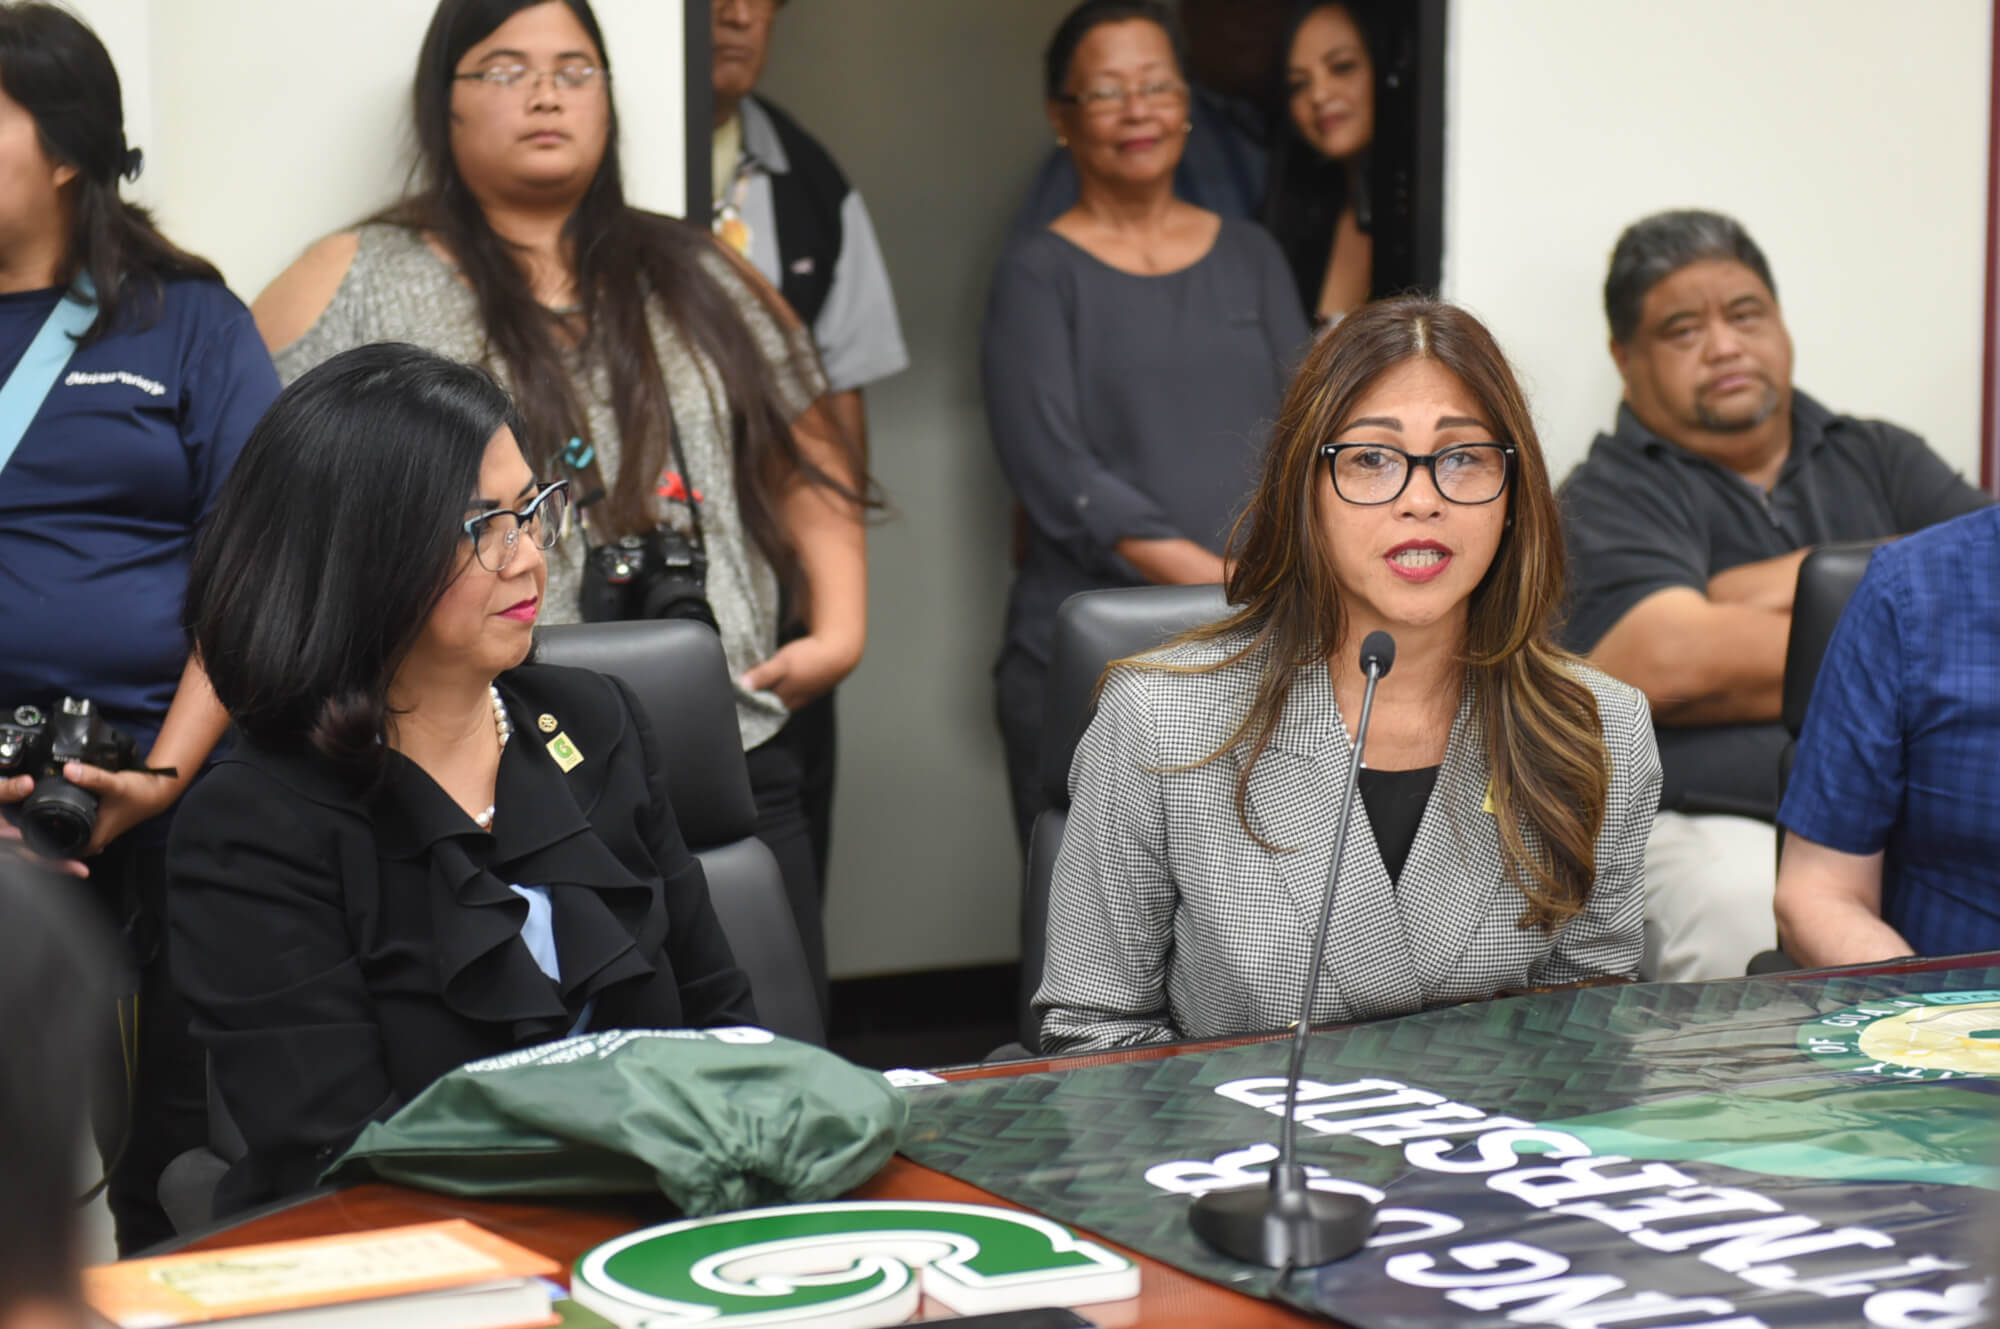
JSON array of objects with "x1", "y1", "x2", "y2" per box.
[
  {"x1": 253, "y1": 0, "x2": 868, "y2": 1019},
  {"x1": 1262, "y1": 0, "x2": 1379, "y2": 327},
  {"x1": 169, "y1": 345, "x2": 754, "y2": 1215},
  {"x1": 1034, "y1": 300, "x2": 1660, "y2": 1054},
  {"x1": 983, "y1": 0, "x2": 1309, "y2": 854}
]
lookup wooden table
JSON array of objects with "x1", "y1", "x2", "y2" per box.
[
  {"x1": 180, "y1": 1033, "x2": 1326, "y2": 1327},
  {"x1": 180, "y1": 954, "x2": 1986, "y2": 1327}
]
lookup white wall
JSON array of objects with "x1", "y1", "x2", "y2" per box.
[
  {"x1": 1444, "y1": 0, "x2": 1993, "y2": 485},
  {"x1": 759, "y1": 0, "x2": 1081, "y2": 979},
  {"x1": 68, "y1": 0, "x2": 686, "y2": 298}
]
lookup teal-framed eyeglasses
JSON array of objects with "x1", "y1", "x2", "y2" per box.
[{"x1": 463, "y1": 480, "x2": 570, "y2": 572}]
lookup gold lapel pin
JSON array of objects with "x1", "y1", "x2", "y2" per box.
[
  {"x1": 547, "y1": 731, "x2": 584, "y2": 773},
  {"x1": 537, "y1": 713, "x2": 559, "y2": 733}
]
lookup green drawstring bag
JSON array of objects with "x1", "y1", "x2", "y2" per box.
[{"x1": 322, "y1": 1027, "x2": 908, "y2": 1217}]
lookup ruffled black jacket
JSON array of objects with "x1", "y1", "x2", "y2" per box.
[{"x1": 168, "y1": 664, "x2": 756, "y2": 1213}]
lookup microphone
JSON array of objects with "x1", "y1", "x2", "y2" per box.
[{"x1": 1189, "y1": 629, "x2": 1395, "y2": 1269}]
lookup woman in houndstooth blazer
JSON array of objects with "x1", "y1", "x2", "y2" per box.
[{"x1": 1036, "y1": 299, "x2": 1662, "y2": 1053}]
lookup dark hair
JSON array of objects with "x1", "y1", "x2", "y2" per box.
[
  {"x1": 1043, "y1": 0, "x2": 1188, "y2": 100},
  {"x1": 0, "y1": 2, "x2": 222, "y2": 342},
  {"x1": 377, "y1": 0, "x2": 865, "y2": 582},
  {"x1": 1122, "y1": 299, "x2": 1608, "y2": 929},
  {"x1": 1604, "y1": 209, "x2": 1778, "y2": 344},
  {"x1": 188, "y1": 344, "x2": 519, "y2": 783},
  {"x1": 0, "y1": 852, "x2": 111, "y2": 1310},
  {"x1": 1259, "y1": 0, "x2": 1381, "y2": 317}
]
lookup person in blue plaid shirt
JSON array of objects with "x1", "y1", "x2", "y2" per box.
[{"x1": 1775, "y1": 505, "x2": 2000, "y2": 965}]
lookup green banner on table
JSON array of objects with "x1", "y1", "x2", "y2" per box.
[{"x1": 902, "y1": 971, "x2": 2000, "y2": 1327}]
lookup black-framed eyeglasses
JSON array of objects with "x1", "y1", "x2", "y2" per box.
[
  {"x1": 453, "y1": 62, "x2": 602, "y2": 91},
  {"x1": 1319, "y1": 442, "x2": 1516, "y2": 506},
  {"x1": 463, "y1": 480, "x2": 570, "y2": 573}
]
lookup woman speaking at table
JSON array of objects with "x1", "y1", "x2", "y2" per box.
[
  {"x1": 168, "y1": 345, "x2": 755, "y2": 1213},
  {"x1": 1035, "y1": 299, "x2": 1660, "y2": 1054}
]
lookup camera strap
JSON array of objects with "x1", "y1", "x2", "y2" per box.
[
  {"x1": 0, "y1": 273, "x2": 95, "y2": 480},
  {"x1": 663, "y1": 413, "x2": 707, "y2": 552}
]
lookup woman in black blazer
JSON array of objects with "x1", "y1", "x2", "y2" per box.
[{"x1": 168, "y1": 344, "x2": 754, "y2": 1214}]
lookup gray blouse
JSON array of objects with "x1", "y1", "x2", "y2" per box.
[
  {"x1": 274, "y1": 224, "x2": 826, "y2": 750},
  {"x1": 980, "y1": 218, "x2": 1309, "y2": 667}
]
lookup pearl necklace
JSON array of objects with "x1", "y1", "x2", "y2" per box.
[{"x1": 473, "y1": 684, "x2": 512, "y2": 830}]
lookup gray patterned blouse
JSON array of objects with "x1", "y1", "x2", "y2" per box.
[{"x1": 274, "y1": 223, "x2": 827, "y2": 750}]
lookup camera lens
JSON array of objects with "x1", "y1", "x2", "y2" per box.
[
  {"x1": 638, "y1": 577, "x2": 719, "y2": 628},
  {"x1": 21, "y1": 776, "x2": 97, "y2": 860}
]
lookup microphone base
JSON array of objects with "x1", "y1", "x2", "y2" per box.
[{"x1": 1187, "y1": 1182, "x2": 1376, "y2": 1269}]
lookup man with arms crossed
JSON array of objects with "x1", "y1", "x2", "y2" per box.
[{"x1": 1559, "y1": 210, "x2": 1987, "y2": 980}]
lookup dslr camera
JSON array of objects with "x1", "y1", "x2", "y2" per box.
[
  {"x1": 578, "y1": 527, "x2": 718, "y2": 630},
  {"x1": 0, "y1": 698, "x2": 148, "y2": 859}
]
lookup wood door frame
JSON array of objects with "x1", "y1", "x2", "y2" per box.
[{"x1": 682, "y1": 0, "x2": 711, "y2": 227}]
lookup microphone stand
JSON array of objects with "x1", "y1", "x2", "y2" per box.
[{"x1": 1188, "y1": 632, "x2": 1394, "y2": 1270}]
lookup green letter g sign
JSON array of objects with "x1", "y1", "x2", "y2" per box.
[{"x1": 570, "y1": 1200, "x2": 1139, "y2": 1327}]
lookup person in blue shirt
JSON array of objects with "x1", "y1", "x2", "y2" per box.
[
  {"x1": 1775, "y1": 505, "x2": 2000, "y2": 965},
  {"x1": 0, "y1": 3, "x2": 278, "y2": 1251}
]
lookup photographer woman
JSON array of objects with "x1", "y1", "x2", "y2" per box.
[
  {"x1": 0, "y1": 3, "x2": 278, "y2": 1250},
  {"x1": 254, "y1": 0, "x2": 866, "y2": 1014},
  {"x1": 1035, "y1": 300, "x2": 1659, "y2": 1053},
  {"x1": 171, "y1": 343, "x2": 756, "y2": 1214}
]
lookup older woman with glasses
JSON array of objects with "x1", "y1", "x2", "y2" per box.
[
  {"x1": 167, "y1": 345, "x2": 755, "y2": 1215},
  {"x1": 984, "y1": 0, "x2": 1310, "y2": 854},
  {"x1": 1034, "y1": 299, "x2": 1660, "y2": 1054}
]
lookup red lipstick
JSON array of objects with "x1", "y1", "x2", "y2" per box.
[{"x1": 1384, "y1": 540, "x2": 1452, "y2": 584}]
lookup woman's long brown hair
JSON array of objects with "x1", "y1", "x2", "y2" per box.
[
  {"x1": 380, "y1": 0, "x2": 872, "y2": 594},
  {"x1": 1122, "y1": 297, "x2": 1610, "y2": 930}
]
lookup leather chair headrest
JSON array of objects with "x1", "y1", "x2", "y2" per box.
[
  {"x1": 1781, "y1": 541, "x2": 1883, "y2": 738},
  {"x1": 1036, "y1": 584, "x2": 1232, "y2": 806},
  {"x1": 534, "y1": 620, "x2": 758, "y2": 847}
]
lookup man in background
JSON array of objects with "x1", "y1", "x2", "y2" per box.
[
  {"x1": 0, "y1": 851, "x2": 113, "y2": 1326},
  {"x1": 712, "y1": 0, "x2": 910, "y2": 894},
  {"x1": 1559, "y1": 209, "x2": 1987, "y2": 981},
  {"x1": 711, "y1": 0, "x2": 908, "y2": 445}
]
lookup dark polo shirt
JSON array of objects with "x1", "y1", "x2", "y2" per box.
[{"x1": 1559, "y1": 391, "x2": 1989, "y2": 818}]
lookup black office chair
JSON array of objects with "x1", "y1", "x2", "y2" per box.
[
  {"x1": 1779, "y1": 541, "x2": 1884, "y2": 792},
  {"x1": 160, "y1": 620, "x2": 820, "y2": 1234},
  {"x1": 1745, "y1": 539, "x2": 1883, "y2": 976},
  {"x1": 535, "y1": 620, "x2": 822, "y2": 1047},
  {"x1": 1013, "y1": 585, "x2": 1232, "y2": 1053}
]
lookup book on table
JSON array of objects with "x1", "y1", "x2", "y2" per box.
[{"x1": 84, "y1": 1218, "x2": 561, "y2": 1329}]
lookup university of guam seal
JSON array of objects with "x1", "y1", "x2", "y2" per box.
[{"x1": 1800, "y1": 990, "x2": 2000, "y2": 1080}]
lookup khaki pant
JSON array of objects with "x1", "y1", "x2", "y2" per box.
[{"x1": 1643, "y1": 811, "x2": 1780, "y2": 981}]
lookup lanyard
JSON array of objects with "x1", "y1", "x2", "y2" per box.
[{"x1": 0, "y1": 274, "x2": 95, "y2": 478}]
